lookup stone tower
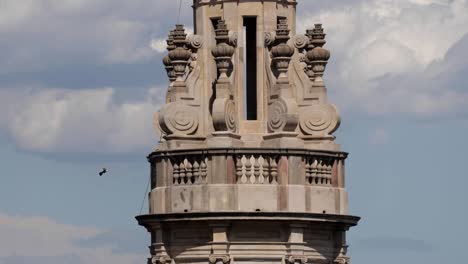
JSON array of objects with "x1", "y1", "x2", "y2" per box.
[{"x1": 136, "y1": 1, "x2": 360, "y2": 264}]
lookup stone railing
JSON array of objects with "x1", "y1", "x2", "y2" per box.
[{"x1": 148, "y1": 148, "x2": 347, "y2": 188}]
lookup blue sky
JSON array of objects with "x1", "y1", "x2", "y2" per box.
[{"x1": 1, "y1": 0, "x2": 467, "y2": 263}]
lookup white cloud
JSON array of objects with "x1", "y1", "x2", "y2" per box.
[
  {"x1": 0, "y1": 0, "x2": 191, "y2": 72},
  {"x1": 298, "y1": 0, "x2": 468, "y2": 117},
  {"x1": 0, "y1": 212, "x2": 144, "y2": 264},
  {"x1": 151, "y1": 38, "x2": 168, "y2": 53},
  {"x1": 0, "y1": 87, "x2": 164, "y2": 153}
]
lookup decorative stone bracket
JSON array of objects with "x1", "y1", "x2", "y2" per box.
[
  {"x1": 211, "y1": 20, "x2": 238, "y2": 133},
  {"x1": 267, "y1": 18, "x2": 299, "y2": 134},
  {"x1": 296, "y1": 24, "x2": 340, "y2": 141},
  {"x1": 158, "y1": 25, "x2": 202, "y2": 137}
]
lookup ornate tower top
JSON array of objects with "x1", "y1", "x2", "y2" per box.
[
  {"x1": 138, "y1": 1, "x2": 359, "y2": 264},
  {"x1": 156, "y1": 0, "x2": 339, "y2": 149}
]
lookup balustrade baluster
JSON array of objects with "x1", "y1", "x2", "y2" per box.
[
  {"x1": 270, "y1": 156, "x2": 278, "y2": 184},
  {"x1": 320, "y1": 160, "x2": 326, "y2": 185},
  {"x1": 253, "y1": 155, "x2": 261, "y2": 184},
  {"x1": 262, "y1": 156, "x2": 270, "y2": 184},
  {"x1": 326, "y1": 162, "x2": 333, "y2": 185},
  {"x1": 173, "y1": 160, "x2": 180, "y2": 185},
  {"x1": 186, "y1": 158, "x2": 193, "y2": 184},
  {"x1": 311, "y1": 159, "x2": 319, "y2": 185},
  {"x1": 305, "y1": 157, "x2": 312, "y2": 185},
  {"x1": 179, "y1": 160, "x2": 186, "y2": 185},
  {"x1": 193, "y1": 160, "x2": 200, "y2": 184},
  {"x1": 236, "y1": 155, "x2": 244, "y2": 184},
  {"x1": 245, "y1": 155, "x2": 253, "y2": 184},
  {"x1": 200, "y1": 159, "x2": 207, "y2": 183}
]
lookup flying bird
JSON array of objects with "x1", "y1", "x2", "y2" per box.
[{"x1": 99, "y1": 168, "x2": 108, "y2": 176}]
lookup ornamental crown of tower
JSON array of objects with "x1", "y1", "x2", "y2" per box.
[{"x1": 138, "y1": 1, "x2": 359, "y2": 264}]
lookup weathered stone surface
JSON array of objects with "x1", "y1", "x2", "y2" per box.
[{"x1": 138, "y1": 1, "x2": 359, "y2": 264}]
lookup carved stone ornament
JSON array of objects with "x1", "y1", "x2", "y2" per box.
[
  {"x1": 292, "y1": 34, "x2": 309, "y2": 50},
  {"x1": 213, "y1": 98, "x2": 237, "y2": 132},
  {"x1": 187, "y1": 34, "x2": 204, "y2": 50},
  {"x1": 299, "y1": 103, "x2": 341, "y2": 137},
  {"x1": 158, "y1": 102, "x2": 199, "y2": 136},
  {"x1": 211, "y1": 19, "x2": 238, "y2": 133},
  {"x1": 229, "y1": 31, "x2": 238, "y2": 47},
  {"x1": 209, "y1": 254, "x2": 230, "y2": 264},
  {"x1": 306, "y1": 24, "x2": 330, "y2": 82},
  {"x1": 285, "y1": 256, "x2": 308, "y2": 264},
  {"x1": 268, "y1": 98, "x2": 299, "y2": 133},
  {"x1": 264, "y1": 31, "x2": 276, "y2": 47},
  {"x1": 267, "y1": 18, "x2": 299, "y2": 133},
  {"x1": 271, "y1": 19, "x2": 294, "y2": 81},
  {"x1": 168, "y1": 25, "x2": 192, "y2": 83},
  {"x1": 149, "y1": 256, "x2": 172, "y2": 264},
  {"x1": 163, "y1": 30, "x2": 177, "y2": 83}
]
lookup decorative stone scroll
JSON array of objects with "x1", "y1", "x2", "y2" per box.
[
  {"x1": 267, "y1": 18, "x2": 299, "y2": 133},
  {"x1": 159, "y1": 102, "x2": 199, "y2": 136},
  {"x1": 187, "y1": 34, "x2": 203, "y2": 50},
  {"x1": 292, "y1": 34, "x2": 309, "y2": 50},
  {"x1": 299, "y1": 103, "x2": 341, "y2": 137},
  {"x1": 211, "y1": 20, "x2": 238, "y2": 133},
  {"x1": 209, "y1": 255, "x2": 230, "y2": 264}
]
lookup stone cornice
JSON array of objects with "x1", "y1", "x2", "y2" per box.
[
  {"x1": 193, "y1": 0, "x2": 298, "y2": 8},
  {"x1": 148, "y1": 147, "x2": 348, "y2": 161},
  {"x1": 136, "y1": 211, "x2": 360, "y2": 228}
]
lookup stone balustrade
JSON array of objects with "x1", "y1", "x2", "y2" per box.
[{"x1": 148, "y1": 148, "x2": 347, "y2": 188}]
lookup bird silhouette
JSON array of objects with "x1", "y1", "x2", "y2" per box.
[{"x1": 99, "y1": 168, "x2": 108, "y2": 176}]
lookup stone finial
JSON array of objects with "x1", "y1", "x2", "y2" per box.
[
  {"x1": 163, "y1": 30, "x2": 177, "y2": 83},
  {"x1": 304, "y1": 29, "x2": 315, "y2": 81},
  {"x1": 212, "y1": 20, "x2": 235, "y2": 82},
  {"x1": 306, "y1": 24, "x2": 330, "y2": 83},
  {"x1": 271, "y1": 18, "x2": 294, "y2": 81},
  {"x1": 168, "y1": 25, "x2": 192, "y2": 83},
  {"x1": 166, "y1": 30, "x2": 176, "y2": 51}
]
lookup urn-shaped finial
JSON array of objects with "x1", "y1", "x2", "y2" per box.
[
  {"x1": 306, "y1": 24, "x2": 330, "y2": 81},
  {"x1": 271, "y1": 18, "x2": 294, "y2": 80},
  {"x1": 163, "y1": 30, "x2": 177, "y2": 83},
  {"x1": 168, "y1": 25, "x2": 192, "y2": 81},
  {"x1": 212, "y1": 20, "x2": 235, "y2": 81}
]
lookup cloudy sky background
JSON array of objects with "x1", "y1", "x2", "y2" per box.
[{"x1": 1, "y1": 0, "x2": 467, "y2": 263}]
